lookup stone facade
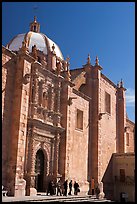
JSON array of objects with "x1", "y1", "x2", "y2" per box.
[{"x1": 2, "y1": 17, "x2": 134, "y2": 199}]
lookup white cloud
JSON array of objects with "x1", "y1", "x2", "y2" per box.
[{"x1": 125, "y1": 88, "x2": 135, "y2": 107}]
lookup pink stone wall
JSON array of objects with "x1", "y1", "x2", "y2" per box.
[
  {"x1": 65, "y1": 86, "x2": 89, "y2": 192},
  {"x1": 15, "y1": 59, "x2": 32, "y2": 175},
  {"x1": 2, "y1": 51, "x2": 16, "y2": 189},
  {"x1": 98, "y1": 77, "x2": 117, "y2": 182}
]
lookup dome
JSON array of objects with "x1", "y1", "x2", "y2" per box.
[{"x1": 6, "y1": 17, "x2": 64, "y2": 60}]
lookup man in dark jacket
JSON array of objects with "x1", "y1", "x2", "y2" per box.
[
  {"x1": 74, "y1": 181, "x2": 80, "y2": 195},
  {"x1": 68, "y1": 180, "x2": 72, "y2": 195},
  {"x1": 63, "y1": 180, "x2": 68, "y2": 196}
]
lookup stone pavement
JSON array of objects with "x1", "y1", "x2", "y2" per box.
[{"x1": 2, "y1": 194, "x2": 114, "y2": 202}]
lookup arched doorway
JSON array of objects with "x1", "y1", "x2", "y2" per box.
[{"x1": 35, "y1": 149, "x2": 44, "y2": 192}]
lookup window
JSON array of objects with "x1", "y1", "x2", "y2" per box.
[
  {"x1": 120, "y1": 169, "x2": 125, "y2": 182},
  {"x1": 34, "y1": 25, "x2": 36, "y2": 32},
  {"x1": 126, "y1": 133, "x2": 129, "y2": 146},
  {"x1": 76, "y1": 109, "x2": 83, "y2": 130},
  {"x1": 105, "y1": 92, "x2": 111, "y2": 114}
]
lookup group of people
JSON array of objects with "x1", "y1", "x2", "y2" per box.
[{"x1": 47, "y1": 179, "x2": 80, "y2": 196}]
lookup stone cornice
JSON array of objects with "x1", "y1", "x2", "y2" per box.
[
  {"x1": 28, "y1": 118, "x2": 65, "y2": 133},
  {"x1": 112, "y1": 152, "x2": 135, "y2": 157}
]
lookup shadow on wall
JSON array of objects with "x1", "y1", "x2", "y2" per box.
[{"x1": 102, "y1": 154, "x2": 114, "y2": 201}]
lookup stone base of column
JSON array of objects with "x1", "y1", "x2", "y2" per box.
[
  {"x1": 79, "y1": 181, "x2": 89, "y2": 196},
  {"x1": 15, "y1": 179, "x2": 26, "y2": 197},
  {"x1": 98, "y1": 192, "x2": 105, "y2": 199},
  {"x1": 30, "y1": 188, "x2": 37, "y2": 196}
]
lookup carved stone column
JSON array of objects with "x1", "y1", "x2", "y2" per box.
[
  {"x1": 53, "y1": 133, "x2": 61, "y2": 178},
  {"x1": 38, "y1": 80, "x2": 44, "y2": 107},
  {"x1": 54, "y1": 79, "x2": 62, "y2": 126},
  {"x1": 42, "y1": 78, "x2": 48, "y2": 109},
  {"x1": 31, "y1": 64, "x2": 39, "y2": 104},
  {"x1": 29, "y1": 135, "x2": 37, "y2": 195},
  {"x1": 50, "y1": 138, "x2": 55, "y2": 176},
  {"x1": 30, "y1": 64, "x2": 39, "y2": 118},
  {"x1": 48, "y1": 84, "x2": 55, "y2": 111},
  {"x1": 25, "y1": 127, "x2": 37, "y2": 196}
]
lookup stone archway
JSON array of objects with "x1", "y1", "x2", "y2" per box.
[{"x1": 35, "y1": 149, "x2": 45, "y2": 192}]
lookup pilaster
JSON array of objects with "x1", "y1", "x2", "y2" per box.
[
  {"x1": 8, "y1": 49, "x2": 34, "y2": 196},
  {"x1": 85, "y1": 56, "x2": 103, "y2": 192},
  {"x1": 116, "y1": 80, "x2": 126, "y2": 153}
]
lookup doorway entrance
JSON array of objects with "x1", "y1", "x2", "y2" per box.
[{"x1": 35, "y1": 149, "x2": 44, "y2": 192}]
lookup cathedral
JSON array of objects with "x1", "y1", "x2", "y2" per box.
[{"x1": 2, "y1": 17, "x2": 135, "y2": 199}]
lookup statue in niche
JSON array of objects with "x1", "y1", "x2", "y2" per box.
[
  {"x1": 42, "y1": 91, "x2": 48, "y2": 108},
  {"x1": 56, "y1": 61, "x2": 61, "y2": 75}
]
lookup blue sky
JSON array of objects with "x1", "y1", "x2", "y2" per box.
[{"x1": 2, "y1": 2, "x2": 135, "y2": 122}]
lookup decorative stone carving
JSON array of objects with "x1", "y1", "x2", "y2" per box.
[
  {"x1": 42, "y1": 91, "x2": 48, "y2": 108},
  {"x1": 65, "y1": 69, "x2": 71, "y2": 81},
  {"x1": 56, "y1": 61, "x2": 61, "y2": 76},
  {"x1": 38, "y1": 80, "x2": 44, "y2": 106},
  {"x1": 48, "y1": 84, "x2": 55, "y2": 111},
  {"x1": 23, "y1": 73, "x2": 31, "y2": 84},
  {"x1": 42, "y1": 108, "x2": 48, "y2": 121},
  {"x1": 52, "y1": 133, "x2": 61, "y2": 177},
  {"x1": 30, "y1": 174, "x2": 36, "y2": 188}
]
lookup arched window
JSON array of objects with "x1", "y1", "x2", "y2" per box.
[{"x1": 34, "y1": 25, "x2": 36, "y2": 32}]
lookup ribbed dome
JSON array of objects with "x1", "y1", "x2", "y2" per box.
[{"x1": 6, "y1": 17, "x2": 64, "y2": 60}]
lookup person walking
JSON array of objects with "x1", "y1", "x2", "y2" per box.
[
  {"x1": 74, "y1": 181, "x2": 80, "y2": 195},
  {"x1": 63, "y1": 179, "x2": 68, "y2": 196},
  {"x1": 47, "y1": 180, "x2": 54, "y2": 196},
  {"x1": 68, "y1": 180, "x2": 72, "y2": 195},
  {"x1": 57, "y1": 179, "x2": 62, "y2": 196}
]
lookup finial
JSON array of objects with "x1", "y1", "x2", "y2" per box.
[
  {"x1": 34, "y1": 16, "x2": 37, "y2": 22},
  {"x1": 52, "y1": 44, "x2": 55, "y2": 53},
  {"x1": 19, "y1": 40, "x2": 28, "y2": 53},
  {"x1": 120, "y1": 78, "x2": 124, "y2": 88},
  {"x1": 65, "y1": 66, "x2": 71, "y2": 81},
  {"x1": 66, "y1": 56, "x2": 70, "y2": 62},
  {"x1": 117, "y1": 81, "x2": 120, "y2": 88},
  {"x1": 65, "y1": 56, "x2": 71, "y2": 81},
  {"x1": 95, "y1": 56, "x2": 99, "y2": 65},
  {"x1": 87, "y1": 54, "x2": 91, "y2": 65},
  {"x1": 66, "y1": 56, "x2": 70, "y2": 67}
]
